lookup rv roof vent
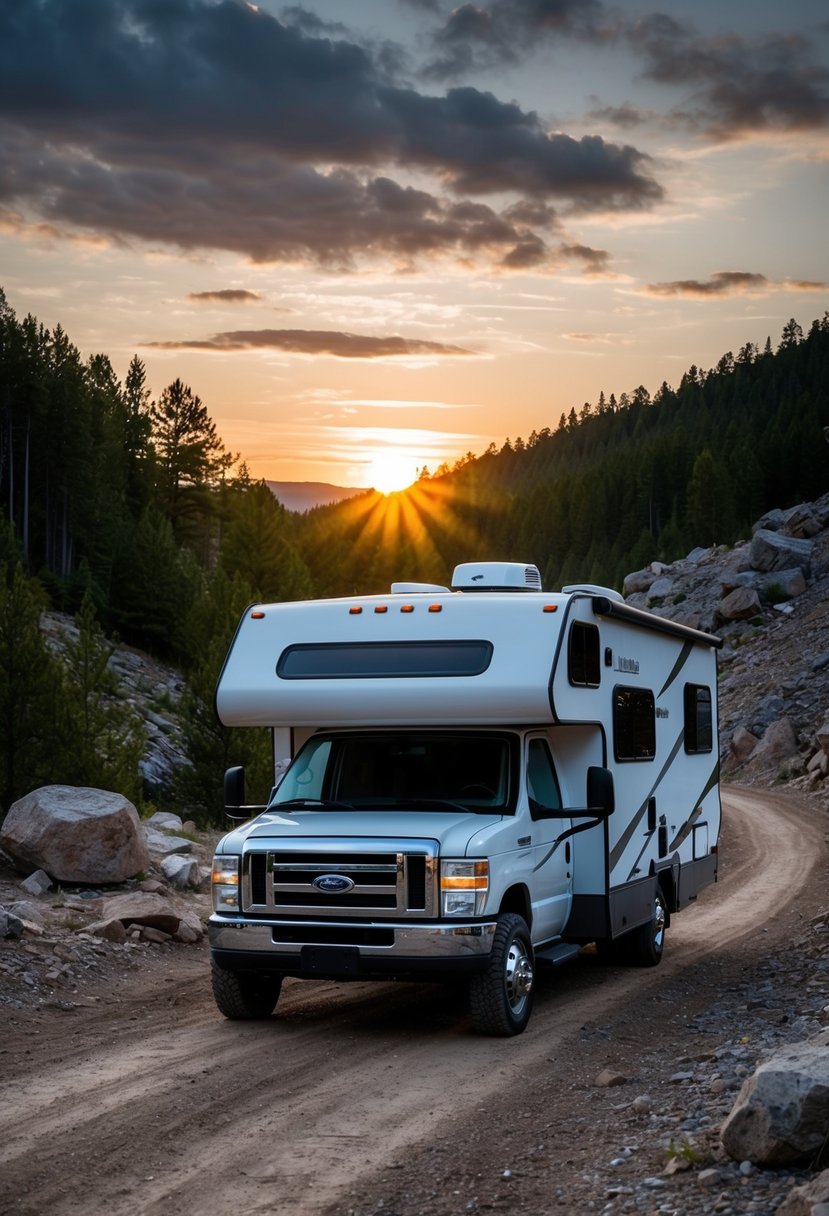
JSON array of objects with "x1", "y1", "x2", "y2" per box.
[
  {"x1": 452, "y1": 562, "x2": 542, "y2": 592},
  {"x1": 390, "y1": 581, "x2": 450, "y2": 594},
  {"x1": 562, "y1": 583, "x2": 624, "y2": 603}
]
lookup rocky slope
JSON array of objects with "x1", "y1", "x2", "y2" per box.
[{"x1": 623, "y1": 492, "x2": 829, "y2": 807}]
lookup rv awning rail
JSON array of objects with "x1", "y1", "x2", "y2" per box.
[{"x1": 591, "y1": 596, "x2": 724, "y2": 650}]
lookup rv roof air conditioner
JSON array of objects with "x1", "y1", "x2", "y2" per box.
[{"x1": 452, "y1": 562, "x2": 543, "y2": 592}]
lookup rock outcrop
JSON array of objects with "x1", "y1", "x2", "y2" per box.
[
  {"x1": 41, "y1": 612, "x2": 189, "y2": 800},
  {"x1": 623, "y1": 493, "x2": 829, "y2": 797}
]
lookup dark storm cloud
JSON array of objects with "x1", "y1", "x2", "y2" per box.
[
  {"x1": 419, "y1": 2, "x2": 829, "y2": 140},
  {"x1": 0, "y1": 0, "x2": 661, "y2": 268},
  {"x1": 632, "y1": 14, "x2": 829, "y2": 138},
  {"x1": 644, "y1": 272, "x2": 827, "y2": 298},
  {"x1": 189, "y1": 290, "x2": 262, "y2": 303},
  {"x1": 0, "y1": 143, "x2": 574, "y2": 268},
  {"x1": 148, "y1": 328, "x2": 474, "y2": 358},
  {"x1": 423, "y1": 0, "x2": 611, "y2": 78}
]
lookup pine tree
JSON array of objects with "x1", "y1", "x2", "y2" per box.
[
  {"x1": 0, "y1": 559, "x2": 64, "y2": 811},
  {"x1": 175, "y1": 566, "x2": 273, "y2": 825},
  {"x1": 219, "y1": 482, "x2": 312, "y2": 602}
]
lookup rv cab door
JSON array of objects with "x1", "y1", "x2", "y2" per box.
[{"x1": 525, "y1": 736, "x2": 573, "y2": 940}]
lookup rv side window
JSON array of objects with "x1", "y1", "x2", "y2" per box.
[
  {"x1": 568, "y1": 622, "x2": 600, "y2": 687},
  {"x1": 277, "y1": 640, "x2": 493, "y2": 679},
  {"x1": 613, "y1": 686, "x2": 655, "y2": 761},
  {"x1": 684, "y1": 684, "x2": 713, "y2": 754}
]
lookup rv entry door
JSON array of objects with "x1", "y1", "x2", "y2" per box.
[{"x1": 526, "y1": 736, "x2": 573, "y2": 940}]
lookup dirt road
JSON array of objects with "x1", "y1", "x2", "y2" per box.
[{"x1": 1, "y1": 786, "x2": 826, "y2": 1216}]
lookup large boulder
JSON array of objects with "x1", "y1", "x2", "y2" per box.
[
  {"x1": 723, "y1": 725, "x2": 759, "y2": 772},
  {"x1": 622, "y1": 569, "x2": 655, "y2": 596},
  {"x1": 0, "y1": 786, "x2": 150, "y2": 883},
  {"x1": 749, "y1": 528, "x2": 813, "y2": 575},
  {"x1": 721, "y1": 1030, "x2": 829, "y2": 1165},
  {"x1": 743, "y1": 718, "x2": 800, "y2": 774},
  {"x1": 717, "y1": 585, "x2": 762, "y2": 622},
  {"x1": 762, "y1": 567, "x2": 807, "y2": 600}
]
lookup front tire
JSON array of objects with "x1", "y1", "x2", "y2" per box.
[
  {"x1": 211, "y1": 959, "x2": 282, "y2": 1019},
  {"x1": 469, "y1": 913, "x2": 535, "y2": 1036}
]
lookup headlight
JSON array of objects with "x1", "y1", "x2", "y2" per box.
[
  {"x1": 211, "y1": 854, "x2": 240, "y2": 912},
  {"x1": 440, "y1": 859, "x2": 488, "y2": 917}
]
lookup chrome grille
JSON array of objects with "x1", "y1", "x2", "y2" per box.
[{"x1": 242, "y1": 838, "x2": 438, "y2": 918}]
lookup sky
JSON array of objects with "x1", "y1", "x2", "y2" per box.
[{"x1": 1, "y1": 0, "x2": 828, "y2": 493}]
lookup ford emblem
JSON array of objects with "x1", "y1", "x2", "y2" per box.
[{"x1": 312, "y1": 873, "x2": 355, "y2": 894}]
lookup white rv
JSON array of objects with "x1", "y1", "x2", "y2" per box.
[{"x1": 210, "y1": 562, "x2": 721, "y2": 1035}]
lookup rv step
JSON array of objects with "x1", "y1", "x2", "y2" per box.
[{"x1": 534, "y1": 942, "x2": 582, "y2": 968}]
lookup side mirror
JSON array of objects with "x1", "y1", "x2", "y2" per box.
[
  {"x1": 223, "y1": 765, "x2": 266, "y2": 821},
  {"x1": 587, "y1": 766, "x2": 615, "y2": 818},
  {"x1": 224, "y1": 765, "x2": 246, "y2": 811}
]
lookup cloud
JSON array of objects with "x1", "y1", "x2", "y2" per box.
[
  {"x1": 643, "y1": 272, "x2": 828, "y2": 298},
  {"x1": 0, "y1": 0, "x2": 661, "y2": 269},
  {"x1": 147, "y1": 327, "x2": 475, "y2": 358},
  {"x1": 585, "y1": 100, "x2": 653, "y2": 130},
  {"x1": 188, "y1": 290, "x2": 262, "y2": 303},
  {"x1": 631, "y1": 14, "x2": 829, "y2": 139},
  {"x1": 557, "y1": 243, "x2": 611, "y2": 275},
  {"x1": 423, "y1": 0, "x2": 612, "y2": 78}
]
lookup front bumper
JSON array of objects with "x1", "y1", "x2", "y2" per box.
[{"x1": 209, "y1": 914, "x2": 497, "y2": 979}]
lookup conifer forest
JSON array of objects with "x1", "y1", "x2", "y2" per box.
[{"x1": 1, "y1": 284, "x2": 827, "y2": 820}]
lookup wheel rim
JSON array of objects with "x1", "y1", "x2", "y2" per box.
[
  {"x1": 653, "y1": 896, "x2": 666, "y2": 953},
  {"x1": 505, "y1": 936, "x2": 534, "y2": 1013}
]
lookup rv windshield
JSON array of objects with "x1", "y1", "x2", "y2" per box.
[{"x1": 271, "y1": 731, "x2": 517, "y2": 815}]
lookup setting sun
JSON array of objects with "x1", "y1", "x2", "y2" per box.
[{"x1": 366, "y1": 452, "x2": 419, "y2": 495}]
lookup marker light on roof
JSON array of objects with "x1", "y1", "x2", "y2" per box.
[
  {"x1": 250, "y1": 611, "x2": 265, "y2": 619},
  {"x1": 428, "y1": 604, "x2": 442, "y2": 613},
  {"x1": 400, "y1": 604, "x2": 414, "y2": 613},
  {"x1": 375, "y1": 605, "x2": 388, "y2": 614},
  {"x1": 543, "y1": 605, "x2": 558, "y2": 613},
  {"x1": 349, "y1": 606, "x2": 363, "y2": 615}
]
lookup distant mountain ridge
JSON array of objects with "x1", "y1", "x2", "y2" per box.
[{"x1": 266, "y1": 480, "x2": 366, "y2": 512}]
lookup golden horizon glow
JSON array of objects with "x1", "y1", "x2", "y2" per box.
[{"x1": 365, "y1": 451, "x2": 421, "y2": 495}]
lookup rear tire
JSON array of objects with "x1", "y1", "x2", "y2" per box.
[
  {"x1": 211, "y1": 959, "x2": 282, "y2": 1019},
  {"x1": 626, "y1": 888, "x2": 667, "y2": 967},
  {"x1": 469, "y1": 913, "x2": 535, "y2": 1036}
]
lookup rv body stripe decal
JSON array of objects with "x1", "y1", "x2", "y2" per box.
[
  {"x1": 657, "y1": 641, "x2": 693, "y2": 699},
  {"x1": 624, "y1": 758, "x2": 721, "y2": 881},
  {"x1": 532, "y1": 840, "x2": 563, "y2": 872},
  {"x1": 608, "y1": 730, "x2": 685, "y2": 873},
  {"x1": 668, "y1": 806, "x2": 702, "y2": 853}
]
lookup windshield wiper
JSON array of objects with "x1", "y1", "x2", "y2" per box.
[
  {"x1": 386, "y1": 797, "x2": 473, "y2": 813},
  {"x1": 271, "y1": 797, "x2": 355, "y2": 811}
]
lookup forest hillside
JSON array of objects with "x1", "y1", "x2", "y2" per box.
[{"x1": 1, "y1": 285, "x2": 827, "y2": 820}]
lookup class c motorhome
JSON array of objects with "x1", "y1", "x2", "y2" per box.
[{"x1": 209, "y1": 561, "x2": 722, "y2": 1035}]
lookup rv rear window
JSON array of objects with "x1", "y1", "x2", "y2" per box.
[
  {"x1": 684, "y1": 684, "x2": 713, "y2": 753},
  {"x1": 276, "y1": 640, "x2": 493, "y2": 680},
  {"x1": 568, "y1": 622, "x2": 600, "y2": 687},
  {"x1": 613, "y1": 686, "x2": 656, "y2": 761}
]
